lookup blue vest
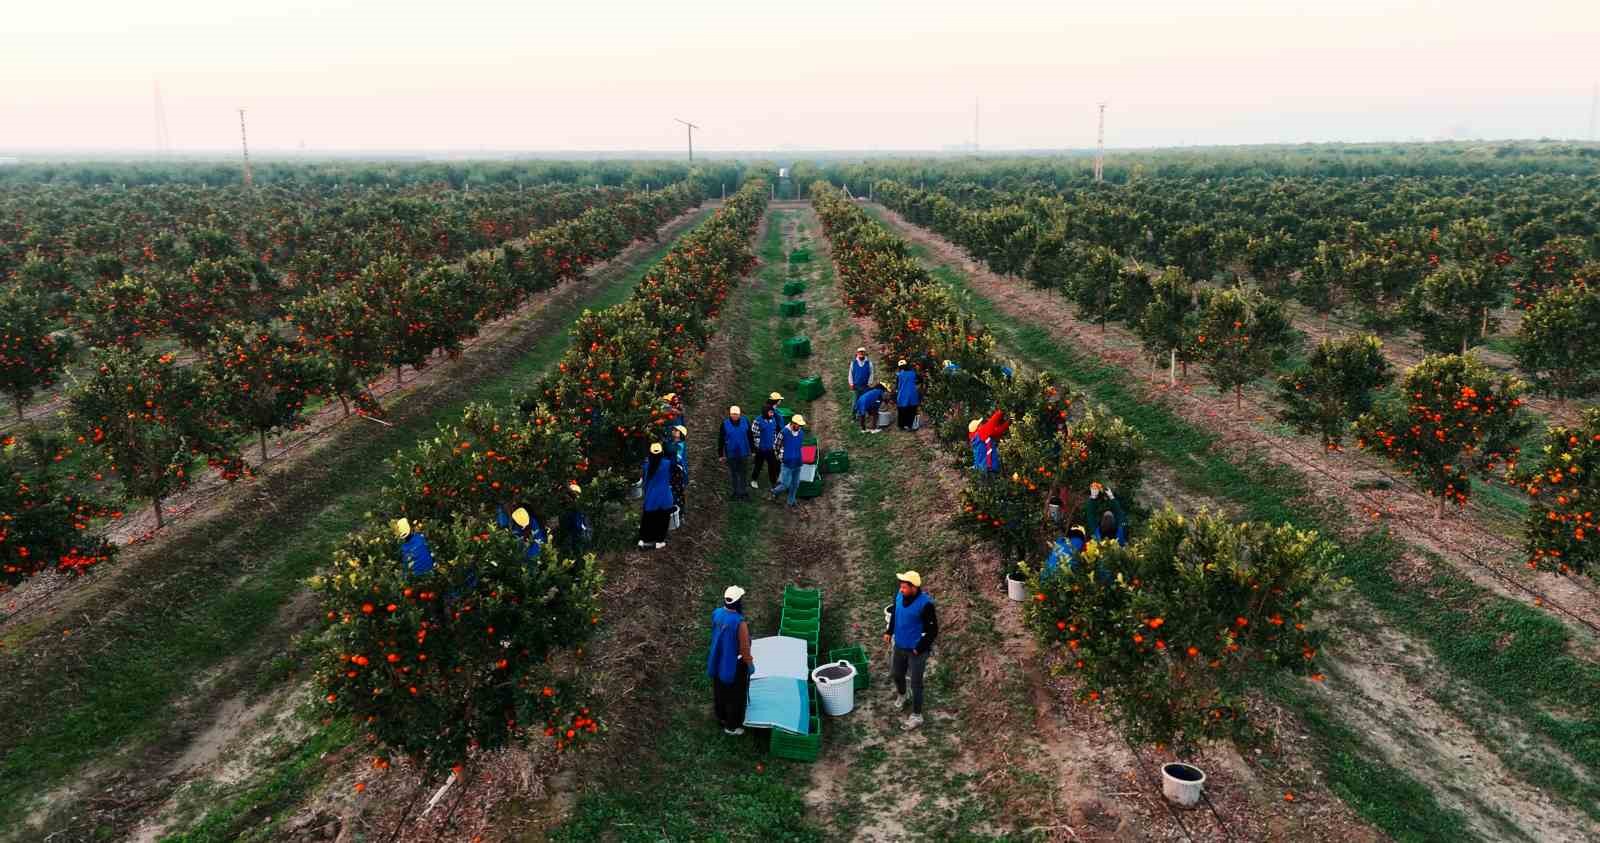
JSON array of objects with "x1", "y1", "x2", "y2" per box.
[
  {"x1": 1044, "y1": 536, "x2": 1085, "y2": 576},
  {"x1": 896, "y1": 369, "x2": 920, "y2": 407},
  {"x1": 780, "y1": 426, "x2": 805, "y2": 467},
  {"x1": 850, "y1": 358, "x2": 873, "y2": 389},
  {"x1": 970, "y1": 437, "x2": 987, "y2": 471},
  {"x1": 754, "y1": 415, "x2": 779, "y2": 452},
  {"x1": 706, "y1": 606, "x2": 745, "y2": 683},
  {"x1": 722, "y1": 417, "x2": 751, "y2": 459},
  {"x1": 401, "y1": 532, "x2": 435, "y2": 576},
  {"x1": 641, "y1": 458, "x2": 675, "y2": 511},
  {"x1": 855, "y1": 387, "x2": 885, "y2": 415},
  {"x1": 893, "y1": 591, "x2": 931, "y2": 650}
]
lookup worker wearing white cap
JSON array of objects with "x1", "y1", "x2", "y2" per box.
[
  {"x1": 848, "y1": 346, "x2": 874, "y2": 398},
  {"x1": 769, "y1": 414, "x2": 807, "y2": 507},
  {"x1": 883, "y1": 570, "x2": 938, "y2": 730},
  {"x1": 707, "y1": 585, "x2": 754, "y2": 735},
  {"x1": 718, "y1": 405, "x2": 753, "y2": 502}
]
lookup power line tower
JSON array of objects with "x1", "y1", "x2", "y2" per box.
[
  {"x1": 1094, "y1": 101, "x2": 1108, "y2": 183},
  {"x1": 152, "y1": 81, "x2": 171, "y2": 153},
  {"x1": 674, "y1": 118, "x2": 700, "y2": 161},
  {"x1": 237, "y1": 108, "x2": 253, "y2": 188}
]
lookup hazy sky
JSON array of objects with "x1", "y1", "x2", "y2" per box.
[{"x1": 5, "y1": 0, "x2": 1598, "y2": 153}]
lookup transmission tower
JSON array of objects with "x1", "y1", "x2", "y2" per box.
[
  {"x1": 152, "y1": 81, "x2": 171, "y2": 153},
  {"x1": 237, "y1": 108, "x2": 253, "y2": 188},
  {"x1": 674, "y1": 118, "x2": 699, "y2": 161},
  {"x1": 1094, "y1": 102, "x2": 1108, "y2": 183}
]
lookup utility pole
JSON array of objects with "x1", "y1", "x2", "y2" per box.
[
  {"x1": 1094, "y1": 102, "x2": 1108, "y2": 183},
  {"x1": 152, "y1": 81, "x2": 171, "y2": 153},
  {"x1": 674, "y1": 118, "x2": 699, "y2": 161},
  {"x1": 973, "y1": 97, "x2": 980, "y2": 152},
  {"x1": 237, "y1": 108, "x2": 253, "y2": 188}
]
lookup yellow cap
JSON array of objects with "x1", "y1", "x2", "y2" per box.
[
  {"x1": 511, "y1": 507, "x2": 531, "y2": 529},
  {"x1": 662, "y1": 393, "x2": 677, "y2": 402},
  {"x1": 791, "y1": 414, "x2": 807, "y2": 426},
  {"x1": 568, "y1": 483, "x2": 582, "y2": 494},
  {"x1": 392, "y1": 518, "x2": 411, "y2": 539},
  {"x1": 729, "y1": 405, "x2": 741, "y2": 416},
  {"x1": 896, "y1": 570, "x2": 922, "y2": 588},
  {"x1": 968, "y1": 419, "x2": 981, "y2": 434},
  {"x1": 856, "y1": 346, "x2": 867, "y2": 353},
  {"x1": 650, "y1": 442, "x2": 664, "y2": 455},
  {"x1": 769, "y1": 391, "x2": 783, "y2": 401},
  {"x1": 674, "y1": 425, "x2": 688, "y2": 435}
]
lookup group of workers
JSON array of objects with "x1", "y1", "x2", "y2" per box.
[
  {"x1": 708, "y1": 569, "x2": 938, "y2": 735},
  {"x1": 388, "y1": 483, "x2": 588, "y2": 579},
  {"x1": 848, "y1": 348, "x2": 922, "y2": 433}
]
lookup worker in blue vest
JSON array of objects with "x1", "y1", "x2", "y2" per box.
[
  {"x1": 669, "y1": 425, "x2": 689, "y2": 517},
  {"x1": 717, "y1": 405, "x2": 752, "y2": 501},
  {"x1": 854, "y1": 381, "x2": 887, "y2": 433},
  {"x1": 894, "y1": 360, "x2": 921, "y2": 431},
  {"x1": 848, "y1": 346, "x2": 874, "y2": 399},
  {"x1": 707, "y1": 585, "x2": 754, "y2": 735},
  {"x1": 639, "y1": 442, "x2": 675, "y2": 549},
  {"x1": 1043, "y1": 525, "x2": 1088, "y2": 577},
  {"x1": 751, "y1": 404, "x2": 781, "y2": 490},
  {"x1": 556, "y1": 483, "x2": 592, "y2": 557},
  {"x1": 394, "y1": 518, "x2": 435, "y2": 575},
  {"x1": 969, "y1": 419, "x2": 1001, "y2": 476},
  {"x1": 883, "y1": 570, "x2": 938, "y2": 730},
  {"x1": 769, "y1": 414, "x2": 807, "y2": 508},
  {"x1": 497, "y1": 504, "x2": 546, "y2": 559}
]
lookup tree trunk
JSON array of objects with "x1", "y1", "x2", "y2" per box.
[
  {"x1": 396, "y1": 365, "x2": 404, "y2": 386},
  {"x1": 153, "y1": 497, "x2": 165, "y2": 529},
  {"x1": 1235, "y1": 384, "x2": 1243, "y2": 411},
  {"x1": 1169, "y1": 349, "x2": 1177, "y2": 387},
  {"x1": 13, "y1": 395, "x2": 22, "y2": 422},
  {"x1": 259, "y1": 429, "x2": 269, "y2": 465},
  {"x1": 339, "y1": 394, "x2": 351, "y2": 418},
  {"x1": 1461, "y1": 333, "x2": 1469, "y2": 355},
  {"x1": 1437, "y1": 494, "x2": 1446, "y2": 519}
]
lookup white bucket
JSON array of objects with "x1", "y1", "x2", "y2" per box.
[
  {"x1": 876, "y1": 408, "x2": 894, "y2": 428},
  {"x1": 1161, "y1": 762, "x2": 1206, "y2": 807},
  {"x1": 630, "y1": 480, "x2": 643, "y2": 500},
  {"x1": 1005, "y1": 572, "x2": 1028, "y2": 602},
  {"x1": 669, "y1": 506, "x2": 682, "y2": 530},
  {"x1": 1047, "y1": 502, "x2": 1062, "y2": 522},
  {"x1": 811, "y1": 661, "x2": 858, "y2": 715},
  {"x1": 883, "y1": 603, "x2": 893, "y2": 629}
]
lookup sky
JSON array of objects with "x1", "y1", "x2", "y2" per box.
[{"x1": 4, "y1": 0, "x2": 1599, "y2": 153}]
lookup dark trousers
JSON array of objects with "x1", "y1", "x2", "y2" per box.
[
  {"x1": 712, "y1": 668, "x2": 750, "y2": 730},
  {"x1": 896, "y1": 404, "x2": 920, "y2": 431},
  {"x1": 727, "y1": 456, "x2": 749, "y2": 499},
  {"x1": 639, "y1": 508, "x2": 671, "y2": 543},
  {"x1": 751, "y1": 450, "x2": 779, "y2": 486},
  {"x1": 892, "y1": 647, "x2": 929, "y2": 713},
  {"x1": 858, "y1": 402, "x2": 880, "y2": 430}
]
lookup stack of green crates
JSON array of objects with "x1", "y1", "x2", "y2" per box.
[
  {"x1": 782, "y1": 280, "x2": 807, "y2": 297},
  {"x1": 770, "y1": 585, "x2": 824, "y2": 762},
  {"x1": 827, "y1": 644, "x2": 870, "y2": 691},
  {"x1": 795, "y1": 376, "x2": 824, "y2": 400},
  {"x1": 821, "y1": 450, "x2": 849, "y2": 474},
  {"x1": 779, "y1": 300, "x2": 806, "y2": 317},
  {"x1": 782, "y1": 336, "x2": 811, "y2": 360}
]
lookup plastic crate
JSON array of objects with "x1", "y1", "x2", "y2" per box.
[
  {"x1": 796, "y1": 376, "x2": 824, "y2": 400},
  {"x1": 779, "y1": 300, "x2": 807, "y2": 317},
  {"x1": 781, "y1": 336, "x2": 812, "y2": 360},
  {"x1": 782, "y1": 608, "x2": 819, "y2": 626},
  {"x1": 783, "y1": 585, "x2": 820, "y2": 608},
  {"x1": 821, "y1": 450, "x2": 850, "y2": 474},
  {"x1": 780, "y1": 622, "x2": 819, "y2": 644},
  {"x1": 828, "y1": 645, "x2": 870, "y2": 691},
  {"x1": 782, "y1": 281, "x2": 807, "y2": 297},
  {"x1": 788, "y1": 248, "x2": 813, "y2": 264},
  {"x1": 797, "y1": 475, "x2": 824, "y2": 499},
  {"x1": 775, "y1": 406, "x2": 794, "y2": 428},
  {"x1": 770, "y1": 715, "x2": 821, "y2": 762}
]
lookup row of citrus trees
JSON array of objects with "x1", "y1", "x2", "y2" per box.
[
  {"x1": 309, "y1": 179, "x2": 769, "y2": 776},
  {"x1": 0, "y1": 183, "x2": 702, "y2": 594},
  {"x1": 870, "y1": 179, "x2": 1600, "y2": 577},
  {"x1": 811, "y1": 182, "x2": 1341, "y2": 751}
]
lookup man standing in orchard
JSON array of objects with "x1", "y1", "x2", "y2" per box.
[
  {"x1": 718, "y1": 405, "x2": 752, "y2": 502},
  {"x1": 884, "y1": 570, "x2": 938, "y2": 730},
  {"x1": 769, "y1": 414, "x2": 807, "y2": 508},
  {"x1": 848, "y1": 347, "x2": 874, "y2": 399},
  {"x1": 708, "y1": 585, "x2": 754, "y2": 735}
]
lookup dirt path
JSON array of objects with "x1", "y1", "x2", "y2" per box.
[
  {"x1": 867, "y1": 203, "x2": 1600, "y2": 654},
  {"x1": 0, "y1": 204, "x2": 712, "y2": 639},
  {"x1": 869, "y1": 203, "x2": 1600, "y2": 841}
]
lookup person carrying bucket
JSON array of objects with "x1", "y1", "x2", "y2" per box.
[
  {"x1": 894, "y1": 359, "x2": 921, "y2": 431},
  {"x1": 883, "y1": 570, "x2": 938, "y2": 730},
  {"x1": 848, "y1": 347, "x2": 874, "y2": 399},
  {"x1": 855, "y1": 381, "x2": 887, "y2": 434},
  {"x1": 769, "y1": 414, "x2": 807, "y2": 508},
  {"x1": 718, "y1": 405, "x2": 753, "y2": 502},
  {"x1": 708, "y1": 585, "x2": 754, "y2": 735}
]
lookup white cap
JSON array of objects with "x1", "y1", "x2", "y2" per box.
[{"x1": 724, "y1": 585, "x2": 746, "y2": 603}]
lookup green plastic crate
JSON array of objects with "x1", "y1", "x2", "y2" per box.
[
  {"x1": 782, "y1": 606, "x2": 819, "y2": 623},
  {"x1": 780, "y1": 622, "x2": 819, "y2": 643},
  {"x1": 779, "y1": 300, "x2": 807, "y2": 317},
  {"x1": 775, "y1": 406, "x2": 794, "y2": 427},
  {"x1": 797, "y1": 476, "x2": 824, "y2": 499},
  {"x1": 796, "y1": 376, "x2": 824, "y2": 400},
  {"x1": 783, "y1": 585, "x2": 820, "y2": 608},
  {"x1": 781, "y1": 336, "x2": 811, "y2": 360},
  {"x1": 782, "y1": 281, "x2": 807, "y2": 297},
  {"x1": 828, "y1": 645, "x2": 870, "y2": 691},
  {"x1": 821, "y1": 450, "x2": 850, "y2": 474},
  {"x1": 771, "y1": 715, "x2": 821, "y2": 762},
  {"x1": 788, "y1": 248, "x2": 813, "y2": 264}
]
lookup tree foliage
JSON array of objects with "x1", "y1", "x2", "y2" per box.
[{"x1": 1275, "y1": 334, "x2": 1394, "y2": 451}]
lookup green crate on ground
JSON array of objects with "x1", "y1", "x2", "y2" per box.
[
  {"x1": 770, "y1": 713, "x2": 821, "y2": 762},
  {"x1": 782, "y1": 281, "x2": 807, "y2": 297},
  {"x1": 782, "y1": 606, "x2": 819, "y2": 624},
  {"x1": 788, "y1": 248, "x2": 813, "y2": 264},
  {"x1": 795, "y1": 376, "x2": 824, "y2": 400},
  {"x1": 780, "y1": 621, "x2": 819, "y2": 643},
  {"x1": 821, "y1": 450, "x2": 850, "y2": 474},
  {"x1": 779, "y1": 300, "x2": 807, "y2": 317},
  {"x1": 797, "y1": 476, "x2": 824, "y2": 499},
  {"x1": 781, "y1": 336, "x2": 811, "y2": 359},
  {"x1": 783, "y1": 585, "x2": 820, "y2": 608},
  {"x1": 828, "y1": 645, "x2": 870, "y2": 691}
]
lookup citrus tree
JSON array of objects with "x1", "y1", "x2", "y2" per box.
[
  {"x1": 1023, "y1": 508, "x2": 1342, "y2": 749},
  {"x1": 1403, "y1": 263, "x2": 1503, "y2": 354},
  {"x1": 1275, "y1": 334, "x2": 1394, "y2": 452},
  {"x1": 1136, "y1": 266, "x2": 1200, "y2": 381},
  {"x1": 1354, "y1": 354, "x2": 1529, "y2": 517},
  {"x1": 0, "y1": 285, "x2": 74, "y2": 420},
  {"x1": 1519, "y1": 409, "x2": 1600, "y2": 577},
  {"x1": 286, "y1": 283, "x2": 383, "y2": 417},
  {"x1": 0, "y1": 433, "x2": 115, "y2": 593},
  {"x1": 1514, "y1": 281, "x2": 1600, "y2": 406},
  {"x1": 199, "y1": 321, "x2": 330, "y2": 463},
  {"x1": 1192, "y1": 288, "x2": 1295, "y2": 409}
]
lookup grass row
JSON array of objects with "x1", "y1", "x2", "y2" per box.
[{"x1": 0, "y1": 209, "x2": 716, "y2": 839}]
